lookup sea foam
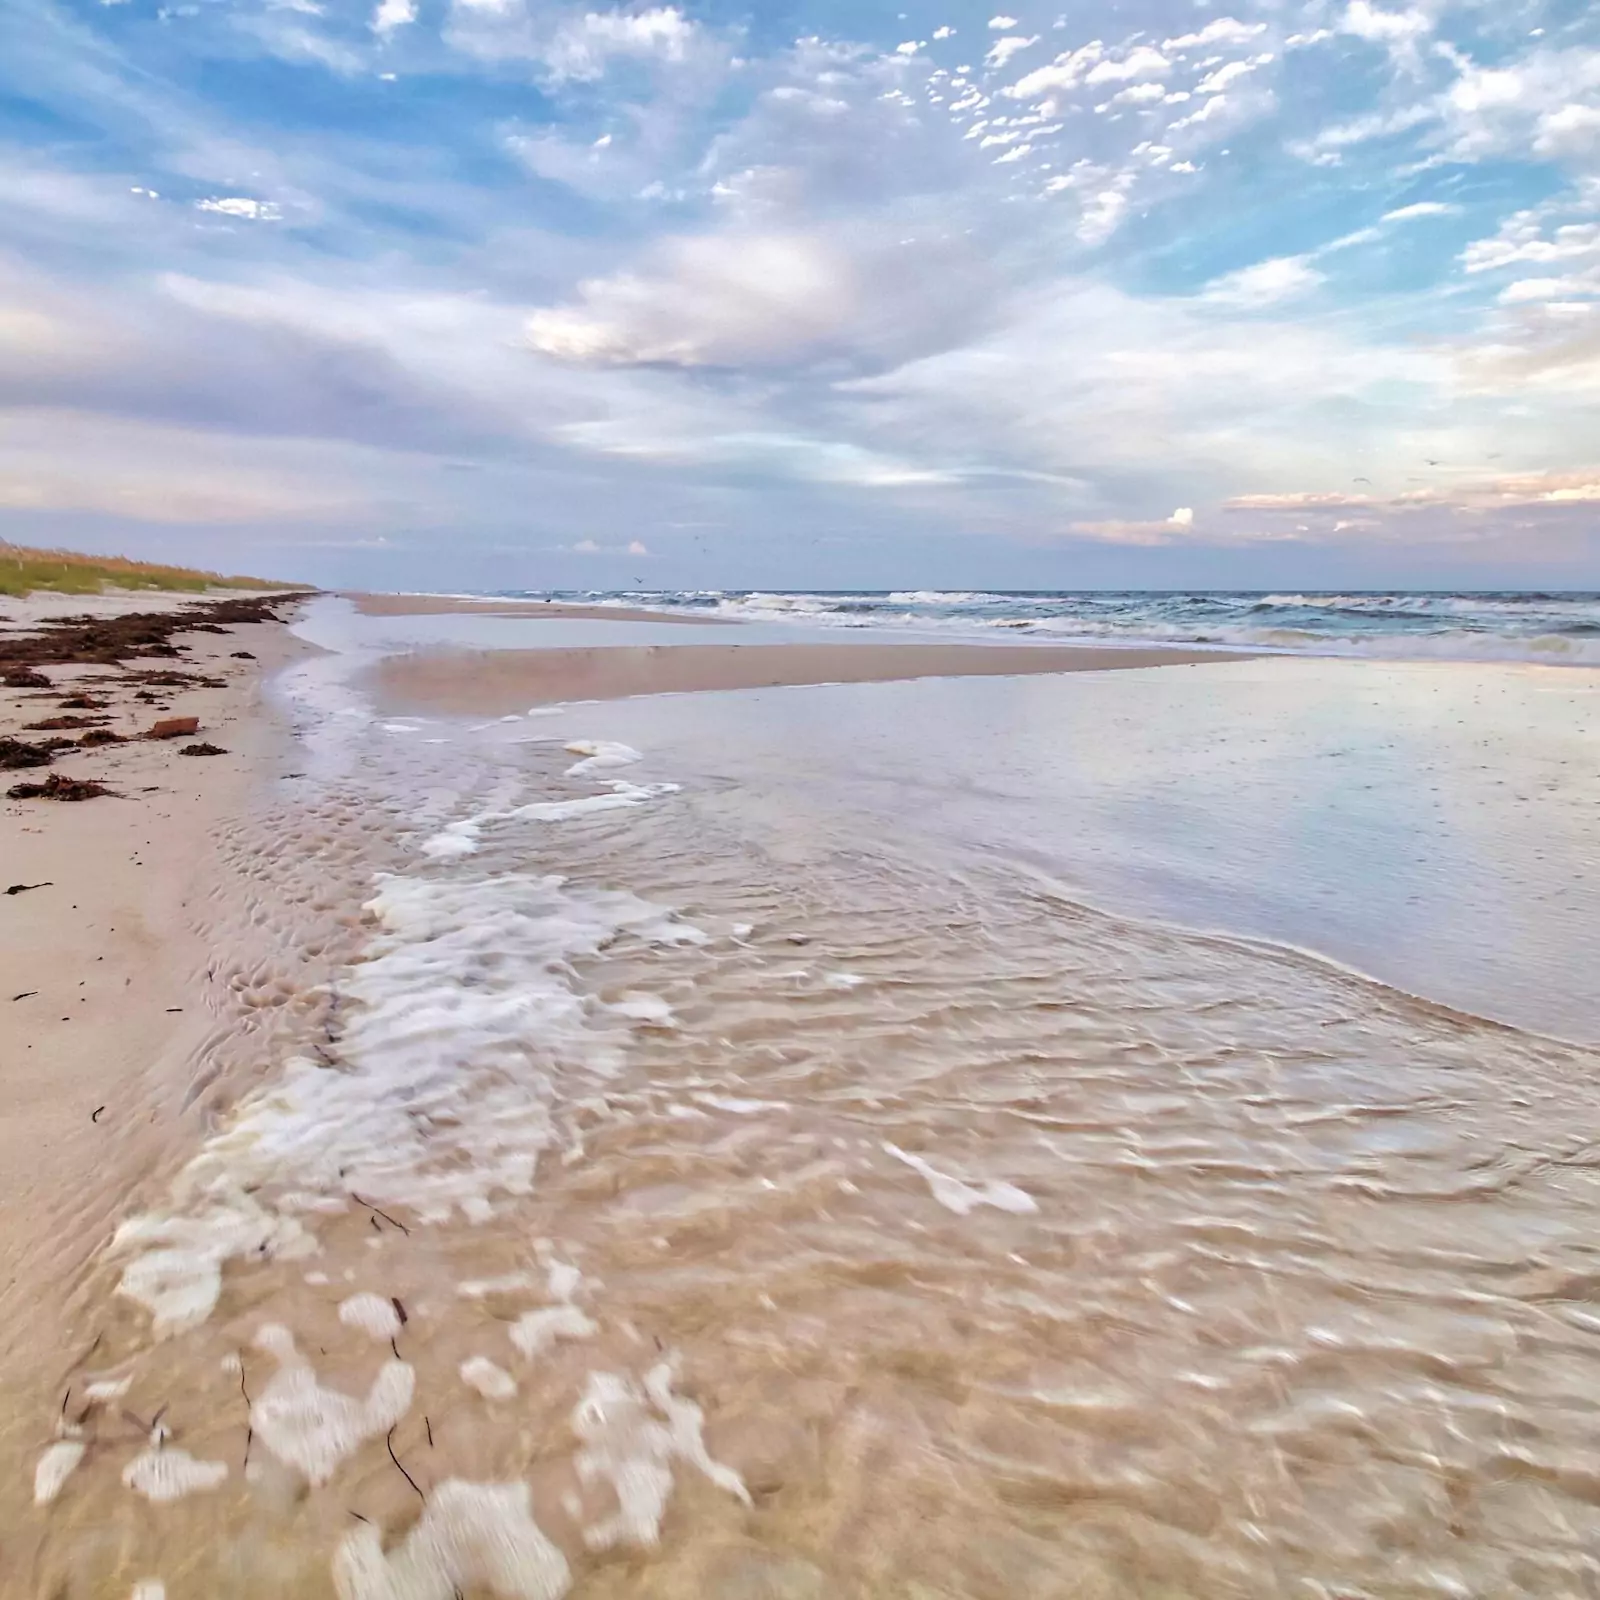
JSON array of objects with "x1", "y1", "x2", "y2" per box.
[
  {"x1": 573, "y1": 1363, "x2": 751, "y2": 1550},
  {"x1": 110, "y1": 872, "x2": 705, "y2": 1337},
  {"x1": 334, "y1": 1480, "x2": 570, "y2": 1600}
]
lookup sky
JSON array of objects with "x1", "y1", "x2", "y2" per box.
[{"x1": 2, "y1": 0, "x2": 1598, "y2": 591}]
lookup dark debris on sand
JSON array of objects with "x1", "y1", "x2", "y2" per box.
[
  {"x1": 0, "y1": 593, "x2": 310, "y2": 674},
  {"x1": 7, "y1": 773, "x2": 114, "y2": 802},
  {"x1": 0, "y1": 737, "x2": 56, "y2": 770},
  {"x1": 2, "y1": 590, "x2": 309, "y2": 799}
]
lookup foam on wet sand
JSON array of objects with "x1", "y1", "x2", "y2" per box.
[
  {"x1": 333, "y1": 1479, "x2": 571, "y2": 1600},
  {"x1": 250, "y1": 1324, "x2": 414, "y2": 1486}
]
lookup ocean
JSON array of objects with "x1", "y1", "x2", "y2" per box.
[
  {"x1": 539, "y1": 587, "x2": 1600, "y2": 666},
  {"x1": 20, "y1": 591, "x2": 1600, "y2": 1599}
]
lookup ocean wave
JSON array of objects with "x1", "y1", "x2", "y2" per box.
[{"x1": 538, "y1": 589, "x2": 1600, "y2": 667}]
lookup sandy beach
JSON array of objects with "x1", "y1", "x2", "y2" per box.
[
  {"x1": 0, "y1": 589, "x2": 322, "y2": 1568},
  {"x1": 365, "y1": 639, "x2": 1248, "y2": 714}
]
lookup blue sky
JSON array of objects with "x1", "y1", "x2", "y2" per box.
[{"x1": 3, "y1": 0, "x2": 1598, "y2": 589}]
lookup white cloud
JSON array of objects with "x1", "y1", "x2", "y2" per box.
[
  {"x1": 985, "y1": 36, "x2": 1038, "y2": 70},
  {"x1": 1228, "y1": 471, "x2": 1600, "y2": 513},
  {"x1": 1163, "y1": 18, "x2": 1268, "y2": 51},
  {"x1": 371, "y1": 0, "x2": 416, "y2": 36},
  {"x1": 1298, "y1": 46, "x2": 1600, "y2": 171},
  {"x1": 1382, "y1": 201, "x2": 1458, "y2": 222},
  {"x1": 1069, "y1": 505, "x2": 1199, "y2": 545},
  {"x1": 1338, "y1": 1, "x2": 1432, "y2": 50},
  {"x1": 450, "y1": 2, "x2": 709, "y2": 80},
  {"x1": 1462, "y1": 208, "x2": 1600, "y2": 274},
  {"x1": 1202, "y1": 256, "x2": 1325, "y2": 308},
  {"x1": 988, "y1": 16, "x2": 1019, "y2": 30},
  {"x1": 1195, "y1": 58, "x2": 1262, "y2": 96},
  {"x1": 932, "y1": 26, "x2": 955, "y2": 41},
  {"x1": 543, "y1": 6, "x2": 699, "y2": 81},
  {"x1": 1084, "y1": 46, "x2": 1171, "y2": 86},
  {"x1": 1500, "y1": 275, "x2": 1600, "y2": 303},
  {"x1": 1170, "y1": 91, "x2": 1244, "y2": 132},
  {"x1": 195, "y1": 196, "x2": 283, "y2": 221},
  {"x1": 236, "y1": 14, "x2": 365, "y2": 74},
  {"x1": 563, "y1": 535, "x2": 653, "y2": 553},
  {"x1": 506, "y1": 130, "x2": 624, "y2": 195},
  {"x1": 1537, "y1": 103, "x2": 1600, "y2": 161},
  {"x1": 1443, "y1": 47, "x2": 1600, "y2": 162},
  {"x1": 1007, "y1": 43, "x2": 1105, "y2": 101},
  {"x1": 1042, "y1": 162, "x2": 1139, "y2": 245},
  {"x1": 526, "y1": 232, "x2": 858, "y2": 367},
  {"x1": 1293, "y1": 102, "x2": 1433, "y2": 162}
]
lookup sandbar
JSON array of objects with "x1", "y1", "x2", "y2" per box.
[
  {"x1": 366, "y1": 640, "x2": 1252, "y2": 715},
  {"x1": 347, "y1": 591, "x2": 729, "y2": 625}
]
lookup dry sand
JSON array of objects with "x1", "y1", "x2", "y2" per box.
[
  {"x1": 348, "y1": 591, "x2": 729, "y2": 624},
  {"x1": 0, "y1": 591, "x2": 311, "y2": 1395},
  {"x1": 366, "y1": 639, "x2": 1251, "y2": 715}
]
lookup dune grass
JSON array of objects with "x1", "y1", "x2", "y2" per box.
[{"x1": 0, "y1": 544, "x2": 302, "y2": 598}]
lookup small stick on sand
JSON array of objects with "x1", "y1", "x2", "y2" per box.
[
  {"x1": 385, "y1": 1425, "x2": 424, "y2": 1502},
  {"x1": 351, "y1": 1193, "x2": 411, "y2": 1235},
  {"x1": 237, "y1": 1355, "x2": 253, "y2": 1468}
]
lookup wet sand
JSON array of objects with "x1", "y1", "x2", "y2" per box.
[
  {"x1": 347, "y1": 593, "x2": 730, "y2": 625},
  {"x1": 366, "y1": 640, "x2": 1248, "y2": 715}
]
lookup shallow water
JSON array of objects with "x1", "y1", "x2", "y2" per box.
[
  {"x1": 13, "y1": 629, "x2": 1600, "y2": 1599},
  {"x1": 465, "y1": 657, "x2": 1600, "y2": 1043}
]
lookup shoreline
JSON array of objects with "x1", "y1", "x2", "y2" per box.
[{"x1": 365, "y1": 639, "x2": 1254, "y2": 714}]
